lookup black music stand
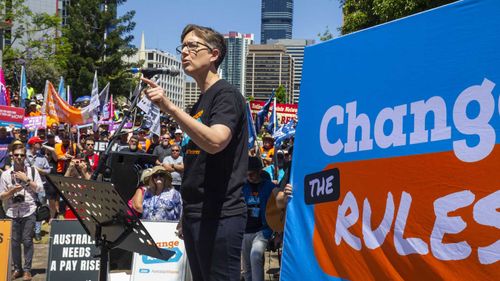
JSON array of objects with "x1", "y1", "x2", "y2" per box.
[{"x1": 46, "y1": 175, "x2": 175, "y2": 281}]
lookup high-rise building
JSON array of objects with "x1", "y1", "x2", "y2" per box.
[
  {"x1": 58, "y1": 0, "x2": 71, "y2": 26},
  {"x1": 268, "y1": 39, "x2": 314, "y2": 103},
  {"x1": 245, "y1": 44, "x2": 294, "y2": 102},
  {"x1": 219, "y1": 32, "x2": 254, "y2": 95},
  {"x1": 261, "y1": 0, "x2": 293, "y2": 44},
  {"x1": 127, "y1": 33, "x2": 186, "y2": 109},
  {"x1": 184, "y1": 81, "x2": 201, "y2": 112}
]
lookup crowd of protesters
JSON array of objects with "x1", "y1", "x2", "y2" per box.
[{"x1": 0, "y1": 84, "x2": 295, "y2": 281}]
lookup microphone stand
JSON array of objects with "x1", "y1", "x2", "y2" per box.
[{"x1": 91, "y1": 79, "x2": 149, "y2": 181}]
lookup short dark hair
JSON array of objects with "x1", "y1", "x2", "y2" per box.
[{"x1": 181, "y1": 24, "x2": 226, "y2": 69}]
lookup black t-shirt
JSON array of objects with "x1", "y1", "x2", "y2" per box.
[
  {"x1": 245, "y1": 182, "x2": 263, "y2": 233},
  {"x1": 181, "y1": 79, "x2": 248, "y2": 219}
]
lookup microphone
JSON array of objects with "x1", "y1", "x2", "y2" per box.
[{"x1": 130, "y1": 66, "x2": 181, "y2": 78}]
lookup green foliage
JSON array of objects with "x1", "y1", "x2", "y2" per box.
[
  {"x1": 63, "y1": 0, "x2": 138, "y2": 99},
  {"x1": 246, "y1": 95, "x2": 255, "y2": 102},
  {"x1": 275, "y1": 84, "x2": 287, "y2": 104},
  {"x1": 318, "y1": 26, "x2": 334, "y2": 42},
  {"x1": 1, "y1": 0, "x2": 70, "y2": 92},
  {"x1": 340, "y1": 0, "x2": 457, "y2": 35}
]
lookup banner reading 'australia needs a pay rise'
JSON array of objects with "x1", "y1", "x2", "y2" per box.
[{"x1": 282, "y1": 0, "x2": 500, "y2": 280}]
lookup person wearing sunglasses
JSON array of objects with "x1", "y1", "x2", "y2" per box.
[
  {"x1": 83, "y1": 138, "x2": 99, "y2": 172},
  {"x1": 162, "y1": 144, "x2": 184, "y2": 191},
  {"x1": 142, "y1": 24, "x2": 248, "y2": 281},
  {"x1": 0, "y1": 145, "x2": 43, "y2": 281}
]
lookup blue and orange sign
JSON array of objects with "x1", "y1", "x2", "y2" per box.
[{"x1": 282, "y1": 0, "x2": 500, "y2": 280}]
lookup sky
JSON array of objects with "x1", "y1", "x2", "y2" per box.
[{"x1": 118, "y1": 0, "x2": 343, "y2": 55}]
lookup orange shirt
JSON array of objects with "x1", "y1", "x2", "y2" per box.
[
  {"x1": 29, "y1": 111, "x2": 41, "y2": 117},
  {"x1": 138, "y1": 138, "x2": 151, "y2": 152},
  {"x1": 54, "y1": 143, "x2": 77, "y2": 173},
  {"x1": 260, "y1": 146, "x2": 275, "y2": 159}
]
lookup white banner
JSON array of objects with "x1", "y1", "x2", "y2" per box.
[{"x1": 131, "y1": 221, "x2": 189, "y2": 281}]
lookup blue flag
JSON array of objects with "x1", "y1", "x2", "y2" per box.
[
  {"x1": 246, "y1": 102, "x2": 258, "y2": 149},
  {"x1": 266, "y1": 97, "x2": 277, "y2": 134},
  {"x1": 273, "y1": 119, "x2": 296, "y2": 147},
  {"x1": 20, "y1": 66, "x2": 28, "y2": 108},
  {"x1": 255, "y1": 90, "x2": 275, "y2": 134},
  {"x1": 57, "y1": 76, "x2": 66, "y2": 101}
]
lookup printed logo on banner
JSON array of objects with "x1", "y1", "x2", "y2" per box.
[{"x1": 142, "y1": 247, "x2": 183, "y2": 264}]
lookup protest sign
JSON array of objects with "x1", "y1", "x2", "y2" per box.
[
  {"x1": 0, "y1": 105, "x2": 24, "y2": 127},
  {"x1": 250, "y1": 101, "x2": 297, "y2": 125},
  {"x1": 46, "y1": 220, "x2": 99, "y2": 281},
  {"x1": 23, "y1": 115, "x2": 47, "y2": 131},
  {"x1": 281, "y1": 0, "x2": 500, "y2": 280},
  {"x1": 0, "y1": 220, "x2": 12, "y2": 281}
]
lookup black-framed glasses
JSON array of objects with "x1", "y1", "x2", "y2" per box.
[
  {"x1": 171, "y1": 149, "x2": 180, "y2": 152},
  {"x1": 13, "y1": 154, "x2": 26, "y2": 157},
  {"x1": 86, "y1": 143, "x2": 94, "y2": 147},
  {"x1": 176, "y1": 41, "x2": 213, "y2": 55}
]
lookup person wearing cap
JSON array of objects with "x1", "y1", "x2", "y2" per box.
[
  {"x1": 26, "y1": 101, "x2": 41, "y2": 117},
  {"x1": 170, "y1": 129, "x2": 183, "y2": 147},
  {"x1": 260, "y1": 133, "x2": 275, "y2": 167},
  {"x1": 241, "y1": 156, "x2": 275, "y2": 281},
  {"x1": 26, "y1": 136, "x2": 51, "y2": 242},
  {"x1": 132, "y1": 166, "x2": 182, "y2": 221}
]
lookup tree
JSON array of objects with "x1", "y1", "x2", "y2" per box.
[
  {"x1": 0, "y1": 0, "x2": 70, "y2": 92},
  {"x1": 318, "y1": 26, "x2": 334, "y2": 42},
  {"x1": 339, "y1": 0, "x2": 457, "y2": 35},
  {"x1": 63, "y1": 0, "x2": 138, "y2": 100},
  {"x1": 275, "y1": 84, "x2": 287, "y2": 104}
]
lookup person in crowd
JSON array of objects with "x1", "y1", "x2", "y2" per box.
[
  {"x1": 41, "y1": 133, "x2": 59, "y2": 220},
  {"x1": 48, "y1": 123, "x2": 58, "y2": 137},
  {"x1": 26, "y1": 101, "x2": 41, "y2": 117},
  {"x1": 121, "y1": 135, "x2": 143, "y2": 153},
  {"x1": 83, "y1": 137, "x2": 99, "y2": 172},
  {"x1": 12, "y1": 127, "x2": 21, "y2": 141},
  {"x1": 25, "y1": 136, "x2": 51, "y2": 241},
  {"x1": 115, "y1": 131, "x2": 130, "y2": 151},
  {"x1": 153, "y1": 133, "x2": 172, "y2": 164},
  {"x1": 64, "y1": 158, "x2": 91, "y2": 180},
  {"x1": 55, "y1": 125, "x2": 66, "y2": 143},
  {"x1": 260, "y1": 134, "x2": 275, "y2": 166},
  {"x1": 241, "y1": 156, "x2": 275, "y2": 281},
  {"x1": 0, "y1": 126, "x2": 14, "y2": 171},
  {"x1": 19, "y1": 128, "x2": 29, "y2": 145},
  {"x1": 26, "y1": 83, "x2": 35, "y2": 100},
  {"x1": 146, "y1": 134, "x2": 160, "y2": 154},
  {"x1": 99, "y1": 130, "x2": 110, "y2": 142},
  {"x1": 137, "y1": 129, "x2": 151, "y2": 152},
  {"x1": 0, "y1": 144, "x2": 44, "y2": 281},
  {"x1": 37, "y1": 128, "x2": 46, "y2": 142},
  {"x1": 131, "y1": 166, "x2": 182, "y2": 221},
  {"x1": 54, "y1": 132, "x2": 77, "y2": 175},
  {"x1": 160, "y1": 123, "x2": 169, "y2": 136},
  {"x1": 142, "y1": 24, "x2": 248, "y2": 281},
  {"x1": 170, "y1": 129, "x2": 183, "y2": 147},
  {"x1": 129, "y1": 168, "x2": 152, "y2": 218},
  {"x1": 263, "y1": 149, "x2": 285, "y2": 183},
  {"x1": 162, "y1": 144, "x2": 184, "y2": 190}
]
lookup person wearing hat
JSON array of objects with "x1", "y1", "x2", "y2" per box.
[
  {"x1": 260, "y1": 133, "x2": 275, "y2": 167},
  {"x1": 131, "y1": 166, "x2": 182, "y2": 221},
  {"x1": 137, "y1": 128, "x2": 151, "y2": 152},
  {"x1": 26, "y1": 137, "x2": 51, "y2": 242},
  {"x1": 170, "y1": 129, "x2": 183, "y2": 147},
  {"x1": 26, "y1": 101, "x2": 41, "y2": 117}
]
